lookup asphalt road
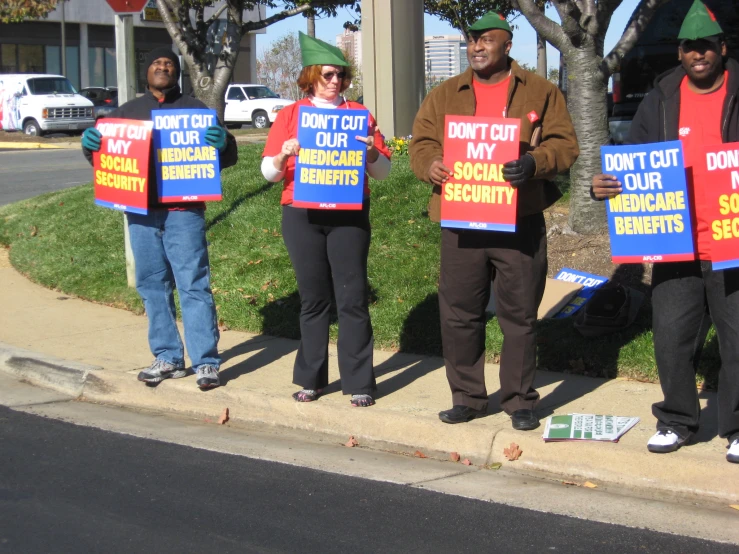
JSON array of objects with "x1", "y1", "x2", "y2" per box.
[
  {"x1": 0, "y1": 148, "x2": 91, "y2": 207},
  {"x1": 0, "y1": 406, "x2": 731, "y2": 554}
]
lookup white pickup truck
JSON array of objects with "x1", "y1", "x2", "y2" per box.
[
  {"x1": 224, "y1": 84, "x2": 294, "y2": 129},
  {"x1": 0, "y1": 74, "x2": 94, "y2": 136}
]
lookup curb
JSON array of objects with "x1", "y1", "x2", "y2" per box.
[
  {"x1": 1, "y1": 344, "x2": 737, "y2": 505},
  {"x1": 0, "y1": 141, "x2": 78, "y2": 150},
  {"x1": 0, "y1": 342, "x2": 101, "y2": 397}
]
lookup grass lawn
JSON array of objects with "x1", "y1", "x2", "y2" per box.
[{"x1": 0, "y1": 143, "x2": 719, "y2": 384}]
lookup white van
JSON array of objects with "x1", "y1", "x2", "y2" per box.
[
  {"x1": 0, "y1": 74, "x2": 95, "y2": 136},
  {"x1": 224, "y1": 84, "x2": 294, "y2": 129}
]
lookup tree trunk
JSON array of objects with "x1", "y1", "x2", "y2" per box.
[
  {"x1": 565, "y1": 47, "x2": 610, "y2": 235},
  {"x1": 536, "y1": 33, "x2": 546, "y2": 78},
  {"x1": 307, "y1": 14, "x2": 315, "y2": 37}
]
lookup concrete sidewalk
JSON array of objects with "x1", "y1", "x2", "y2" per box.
[{"x1": 0, "y1": 247, "x2": 736, "y2": 505}]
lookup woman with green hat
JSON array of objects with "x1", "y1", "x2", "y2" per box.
[{"x1": 261, "y1": 32, "x2": 392, "y2": 408}]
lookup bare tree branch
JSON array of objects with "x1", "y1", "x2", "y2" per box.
[
  {"x1": 602, "y1": 0, "x2": 671, "y2": 76},
  {"x1": 512, "y1": 0, "x2": 571, "y2": 52}
]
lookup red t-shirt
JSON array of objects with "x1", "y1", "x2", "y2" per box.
[
  {"x1": 262, "y1": 97, "x2": 391, "y2": 205},
  {"x1": 679, "y1": 73, "x2": 727, "y2": 260},
  {"x1": 472, "y1": 76, "x2": 510, "y2": 118}
]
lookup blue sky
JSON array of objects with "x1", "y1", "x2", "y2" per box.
[{"x1": 256, "y1": 1, "x2": 640, "y2": 70}]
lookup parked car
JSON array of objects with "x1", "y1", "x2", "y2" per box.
[
  {"x1": 224, "y1": 84, "x2": 294, "y2": 129},
  {"x1": 0, "y1": 74, "x2": 94, "y2": 136},
  {"x1": 78, "y1": 87, "x2": 118, "y2": 120}
]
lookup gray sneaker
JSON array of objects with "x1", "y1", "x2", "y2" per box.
[
  {"x1": 195, "y1": 364, "x2": 220, "y2": 390},
  {"x1": 137, "y1": 359, "x2": 187, "y2": 384}
]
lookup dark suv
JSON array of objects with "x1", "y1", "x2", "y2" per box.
[
  {"x1": 78, "y1": 87, "x2": 119, "y2": 121},
  {"x1": 609, "y1": 0, "x2": 739, "y2": 143}
]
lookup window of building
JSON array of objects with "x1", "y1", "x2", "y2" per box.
[
  {"x1": 19, "y1": 45, "x2": 44, "y2": 73},
  {"x1": 45, "y1": 46, "x2": 61, "y2": 75},
  {"x1": 105, "y1": 48, "x2": 117, "y2": 87},
  {"x1": 89, "y1": 47, "x2": 105, "y2": 87},
  {"x1": 1, "y1": 44, "x2": 17, "y2": 73}
]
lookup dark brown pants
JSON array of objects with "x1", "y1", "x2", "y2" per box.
[{"x1": 439, "y1": 213, "x2": 547, "y2": 413}]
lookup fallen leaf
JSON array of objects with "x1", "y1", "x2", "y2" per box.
[
  {"x1": 730, "y1": 505, "x2": 739, "y2": 511},
  {"x1": 58, "y1": 202, "x2": 64, "y2": 206},
  {"x1": 486, "y1": 462, "x2": 502, "y2": 470},
  {"x1": 583, "y1": 481, "x2": 598, "y2": 489},
  {"x1": 345, "y1": 436, "x2": 358, "y2": 448},
  {"x1": 397, "y1": 297, "x2": 404, "y2": 303},
  {"x1": 414, "y1": 450, "x2": 428, "y2": 458},
  {"x1": 449, "y1": 452, "x2": 460, "y2": 462},
  {"x1": 562, "y1": 481, "x2": 579, "y2": 486},
  {"x1": 461, "y1": 459, "x2": 472, "y2": 466},
  {"x1": 30, "y1": 225, "x2": 38, "y2": 237},
  {"x1": 503, "y1": 442, "x2": 522, "y2": 461},
  {"x1": 407, "y1": 219, "x2": 415, "y2": 224},
  {"x1": 218, "y1": 408, "x2": 230, "y2": 425},
  {"x1": 254, "y1": 259, "x2": 263, "y2": 265}
]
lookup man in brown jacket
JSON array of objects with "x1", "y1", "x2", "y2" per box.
[{"x1": 409, "y1": 11, "x2": 578, "y2": 429}]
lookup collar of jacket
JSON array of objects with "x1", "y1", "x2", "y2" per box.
[
  {"x1": 654, "y1": 57, "x2": 739, "y2": 100},
  {"x1": 454, "y1": 58, "x2": 526, "y2": 92},
  {"x1": 144, "y1": 84, "x2": 182, "y2": 103}
]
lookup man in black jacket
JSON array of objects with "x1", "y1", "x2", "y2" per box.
[
  {"x1": 81, "y1": 47, "x2": 238, "y2": 390},
  {"x1": 592, "y1": 0, "x2": 739, "y2": 463}
]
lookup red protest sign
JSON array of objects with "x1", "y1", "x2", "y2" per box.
[
  {"x1": 694, "y1": 142, "x2": 739, "y2": 269},
  {"x1": 441, "y1": 116, "x2": 520, "y2": 232},
  {"x1": 93, "y1": 118, "x2": 153, "y2": 215}
]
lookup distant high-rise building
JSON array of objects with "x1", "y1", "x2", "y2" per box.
[
  {"x1": 425, "y1": 35, "x2": 467, "y2": 80},
  {"x1": 335, "y1": 29, "x2": 362, "y2": 68}
]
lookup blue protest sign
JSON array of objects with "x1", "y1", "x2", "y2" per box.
[
  {"x1": 152, "y1": 109, "x2": 221, "y2": 202},
  {"x1": 602, "y1": 141, "x2": 694, "y2": 263},
  {"x1": 552, "y1": 268, "x2": 609, "y2": 318},
  {"x1": 293, "y1": 106, "x2": 368, "y2": 210}
]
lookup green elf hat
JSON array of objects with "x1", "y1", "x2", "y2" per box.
[
  {"x1": 468, "y1": 11, "x2": 512, "y2": 35},
  {"x1": 299, "y1": 31, "x2": 349, "y2": 68},
  {"x1": 678, "y1": 0, "x2": 723, "y2": 40}
]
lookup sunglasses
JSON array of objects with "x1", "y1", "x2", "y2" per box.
[{"x1": 321, "y1": 71, "x2": 347, "y2": 81}]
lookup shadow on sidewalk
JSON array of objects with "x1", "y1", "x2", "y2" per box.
[
  {"x1": 218, "y1": 335, "x2": 297, "y2": 386},
  {"x1": 374, "y1": 293, "x2": 444, "y2": 399}
]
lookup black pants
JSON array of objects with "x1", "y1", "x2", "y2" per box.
[
  {"x1": 652, "y1": 261, "x2": 739, "y2": 442},
  {"x1": 281, "y1": 204, "x2": 376, "y2": 395},
  {"x1": 438, "y1": 213, "x2": 548, "y2": 413}
]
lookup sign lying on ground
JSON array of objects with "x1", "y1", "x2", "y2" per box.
[
  {"x1": 602, "y1": 141, "x2": 694, "y2": 263},
  {"x1": 441, "y1": 116, "x2": 520, "y2": 232},
  {"x1": 693, "y1": 142, "x2": 739, "y2": 270},
  {"x1": 153, "y1": 109, "x2": 222, "y2": 203},
  {"x1": 93, "y1": 118, "x2": 153, "y2": 214},
  {"x1": 543, "y1": 414, "x2": 640, "y2": 442},
  {"x1": 552, "y1": 268, "x2": 609, "y2": 318},
  {"x1": 293, "y1": 106, "x2": 368, "y2": 210}
]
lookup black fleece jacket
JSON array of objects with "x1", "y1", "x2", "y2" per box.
[
  {"x1": 83, "y1": 85, "x2": 238, "y2": 210},
  {"x1": 628, "y1": 57, "x2": 739, "y2": 144}
]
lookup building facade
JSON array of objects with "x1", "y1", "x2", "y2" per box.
[
  {"x1": 335, "y1": 29, "x2": 362, "y2": 68},
  {"x1": 424, "y1": 34, "x2": 468, "y2": 80},
  {"x1": 0, "y1": 0, "x2": 263, "y2": 94}
]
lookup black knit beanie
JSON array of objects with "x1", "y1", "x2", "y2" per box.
[{"x1": 145, "y1": 47, "x2": 181, "y2": 78}]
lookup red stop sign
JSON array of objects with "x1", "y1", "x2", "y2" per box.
[{"x1": 106, "y1": 0, "x2": 149, "y2": 13}]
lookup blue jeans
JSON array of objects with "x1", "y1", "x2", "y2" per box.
[{"x1": 127, "y1": 208, "x2": 220, "y2": 369}]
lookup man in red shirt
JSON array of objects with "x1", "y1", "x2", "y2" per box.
[
  {"x1": 592, "y1": 0, "x2": 739, "y2": 463},
  {"x1": 410, "y1": 12, "x2": 578, "y2": 429}
]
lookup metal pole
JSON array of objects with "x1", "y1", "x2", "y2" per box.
[
  {"x1": 61, "y1": 0, "x2": 66, "y2": 76},
  {"x1": 115, "y1": 14, "x2": 138, "y2": 288}
]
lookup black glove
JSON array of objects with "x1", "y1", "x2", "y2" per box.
[{"x1": 502, "y1": 154, "x2": 536, "y2": 188}]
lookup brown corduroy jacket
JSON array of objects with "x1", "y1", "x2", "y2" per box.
[{"x1": 409, "y1": 60, "x2": 579, "y2": 221}]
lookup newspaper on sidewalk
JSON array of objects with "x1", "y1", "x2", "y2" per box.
[{"x1": 543, "y1": 413, "x2": 640, "y2": 442}]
